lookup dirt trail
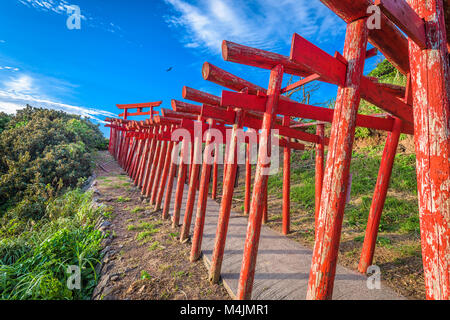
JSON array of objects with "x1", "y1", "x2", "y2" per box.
[{"x1": 91, "y1": 151, "x2": 230, "y2": 300}]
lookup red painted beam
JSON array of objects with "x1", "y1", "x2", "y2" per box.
[
  {"x1": 171, "y1": 99, "x2": 202, "y2": 114},
  {"x1": 201, "y1": 104, "x2": 236, "y2": 124},
  {"x1": 222, "y1": 40, "x2": 311, "y2": 77},
  {"x1": 118, "y1": 110, "x2": 159, "y2": 118},
  {"x1": 288, "y1": 34, "x2": 413, "y2": 124},
  {"x1": 360, "y1": 77, "x2": 413, "y2": 124},
  {"x1": 203, "y1": 62, "x2": 266, "y2": 95},
  {"x1": 183, "y1": 86, "x2": 221, "y2": 106},
  {"x1": 290, "y1": 33, "x2": 347, "y2": 86},
  {"x1": 161, "y1": 109, "x2": 199, "y2": 121},
  {"x1": 280, "y1": 74, "x2": 321, "y2": 94},
  {"x1": 319, "y1": 0, "x2": 410, "y2": 74},
  {"x1": 116, "y1": 101, "x2": 162, "y2": 109},
  {"x1": 375, "y1": 0, "x2": 427, "y2": 49},
  {"x1": 222, "y1": 90, "x2": 414, "y2": 134},
  {"x1": 202, "y1": 62, "x2": 314, "y2": 127}
]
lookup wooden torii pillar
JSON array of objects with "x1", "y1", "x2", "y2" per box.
[{"x1": 321, "y1": 0, "x2": 449, "y2": 301}]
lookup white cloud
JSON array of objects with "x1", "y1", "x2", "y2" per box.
[
  {"x1": 18, "y1": 0, "x2": 121, "y2": 34},
  {"x1": 164, "y1": 0, "x2": 345, "y2": 54},
  {"x1": 3, "y1": 74, "x2": 33, "y2": 93},
  {"x1": 0, "y1": 73, "x2": 115, "y2": 123},
  {"x1": 0, "y1": 66, "x2": 20, "y2": 72},
  {"x1": 19, "y1": 0, "x2": 72, "y2": 15},
  {"x1": 0, "y1": 40, "x2": 5, "y2": 43}
]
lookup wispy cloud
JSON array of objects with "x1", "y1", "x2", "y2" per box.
[
  {"x1": 18, "y1": 0, "x2": 77, "y2": 15},
  {"x1": 164, "y1": 0, "x2": 345, "y2": 54},
  {"x1": 0, "y1": 66, "x2": 20, "y2": 72},
  {"x1": 17, "y1": 0, "x2": 122, "y2": 34},
  {"x1": 0, "y1": 73, "x2": 115, "y2": 123}
]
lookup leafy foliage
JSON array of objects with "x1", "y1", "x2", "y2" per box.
[
  {"x1": 0, "y1": 112, "x2": 11, "y2": 134},
  {"x1": 0, "y1": 105, "x2": 108, "y2": 222},
  {"x1": 356, "y1": 59, "x2": 407, "y2": 136}
]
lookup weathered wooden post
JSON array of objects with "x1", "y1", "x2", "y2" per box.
[
  {"x1": 315, "y1": 123, "x2": 325, "y2": 230},
  {"x1": 212, "y1": 142, "x2": 219, "y2": 200},
  {"x1": 180, "y1": 118, "x2": 204, "y2": 242},
  {"x1": 209, "y1": 108, "x2": 244, "y2": 283},
  {"x1": 141, "y1": 126, "x2": 158, "y2": 196},
  {"x1": 244, "y1": 141, "x2": 252, "y2": 215},
  {"x1": 358, "y1": 117, "x2": 402, "y2": 273},
  {"x1": 404, "y1": 0, "x2": 449, "y2": 300},
  {"x1": 150, "y1": 129, "x2": 169, "y2": 205},
  {"x1": 262, "y1": 189, "x2": 268, "y2": 224},
  {"x1": 190, "y1": 118, "x2": 217, "y2": 261},
  {"x1": 282, "y1": 115, "x2": 291, "y2": 235},
  {"x1": 237, "y1": 64, "x2": 284, "y2": 299},
  {"x1": 155, "y1": 124, "x2": 177, "y2": 212},
  {"x1": 305, "y1": 18, "x2": 368, "y2": 300},
  {"x1": 144, "y1": 127, "x2": 163, "y2": 198},
  {"x1": 162, "y1": 143, "x2": 179, "y2": 220},
  {"x1": 134, "y1": 132, "x2": 149, "y2": 186},
  {"x1": 172, "y1": 137, "x2": 189, "y2": 228}
]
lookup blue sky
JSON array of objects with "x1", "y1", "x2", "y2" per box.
[{"x1": 0, "y1": 0, "x2": 382, "y2": 137}]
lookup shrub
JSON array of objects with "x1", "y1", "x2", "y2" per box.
[{"x1": 0, "y1": 105, "x2": 107, "y2": 221}]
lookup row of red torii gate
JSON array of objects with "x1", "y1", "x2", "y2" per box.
[{"x1": 105, "y1": 0, "x2": 449, "y2": 300}]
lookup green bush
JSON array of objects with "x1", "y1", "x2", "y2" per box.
[{"x1": 0, "y1": 105, "x2": 107, "y2": 221}]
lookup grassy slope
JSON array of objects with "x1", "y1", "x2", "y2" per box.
[{"x1": 0, "y1": 190, "x2": 107, "y2": 300}]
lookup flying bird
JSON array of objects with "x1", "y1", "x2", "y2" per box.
[{"x1": 166, "y1": 67, "x2": 173, "y2": 72}]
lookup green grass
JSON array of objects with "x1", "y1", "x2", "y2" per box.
[
  {"x1": 172, "y1": 271, "x2": 189, "y2": 278},
  {"x1": 136, "y1": 230, "x2": 159, "y2": 242},
  {"x1": 279, "y1": 149, "x2": 419, "y2": 234},
  {"x1": 148, "y1": 241, "x2": 162, "y2": 251},
  {"x1": 127, "y1": 222, "x2": 160, "y2": 231},
  {"x1": 140, "y1": 270, "x2": 151, "y2": 280},
  {"x1": 168, "y1": 232, "x2": 179, "y2": 240},
  {"x1": 116, "y1": 196, "x2": 131, "y2": 203},
  {"x1": 102, "y1": 206, "x2": 114, "y2": 219},
  {"x1": 131, "y1": 207, "x2": 144, "y2": 214},
  {"x1": 354, "y1": 235, "x2": 393, "y2": 248},
  {"x1": 0, "y1": 190, "x2": 105, "y2": 300}
]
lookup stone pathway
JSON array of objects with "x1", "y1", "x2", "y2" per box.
[{"x1": 166, "y1": 180, "x2": 405, "y2": 300}]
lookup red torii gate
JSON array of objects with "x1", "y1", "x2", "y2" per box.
[
  {"x1": 209, "y1": 0, "x2": 448, "y2": 300},
  {"x1": 105, "y1": 0, "x2": 448, "y2": 301}
]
